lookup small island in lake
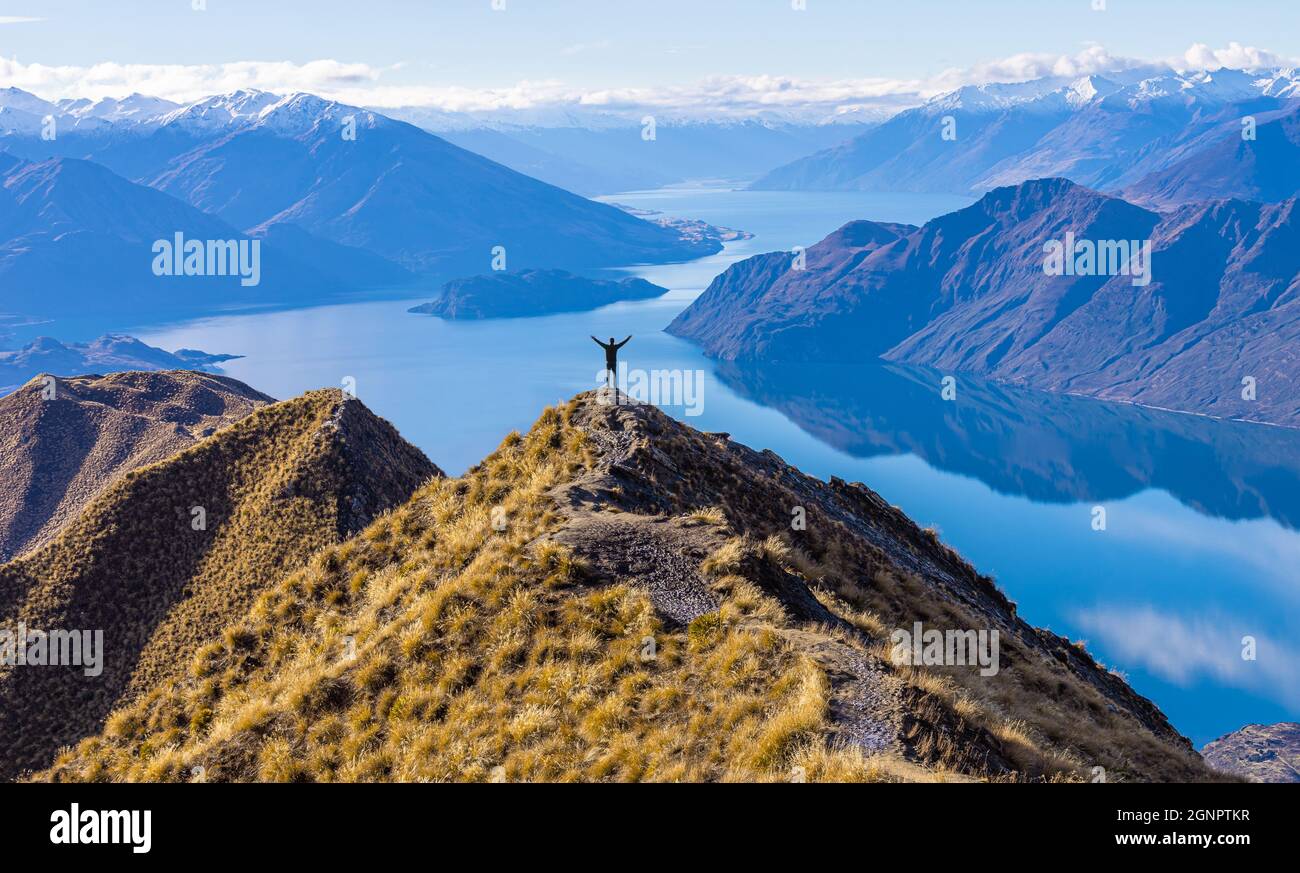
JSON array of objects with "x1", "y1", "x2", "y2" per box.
[{"x1": 408, "y1": 269, "x2": 670, "y2": 320}]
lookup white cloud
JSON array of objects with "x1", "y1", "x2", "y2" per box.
[
  {"x1": 0, "y1": 42, "x2": 1293, "y2": 121},
  {"x1": 1072, "y1": 604, "x2": 1300, "y2": 708},
  {"x1": 0, "y1": 57, "x2": 380, "y2": 104},
  {"x1": 928, "y1": 44, "x2": 1154, "y2": 92},
  {"x1": 0, "y1": 17, "x2": 42, "y2": 24},
  {"x1": 1105, "y1": 500, "x2": 1300, "y2": 595},
  {"x1": 1181, "y1": 41, "x2": 1291, "y2": 71}
]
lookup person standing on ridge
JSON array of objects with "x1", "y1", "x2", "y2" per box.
[{"x1": 591, "y1": 335, "x2": 631, "y2": 394}]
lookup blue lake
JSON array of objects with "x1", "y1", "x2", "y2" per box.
[{"x1": 136, "y1": 185, "x2": 1300, "y2": 748}]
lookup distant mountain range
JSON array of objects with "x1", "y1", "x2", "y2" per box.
[
  {"x1": 753, "y1": 67, "x2": 1300, "y2": 207},
  {"x1": 669, "y1": 178, "x2": 1300, "y2": 427},
  {"x1": 0, "y1": 334, "x2": 238, "y2": 394},
  {"x1": 1121, "y1": 106, "x2": 1300, "y2": 207},
  {"x1": 393, "y1": 112, "x2": 874, "y2": 195},
  {"x1": 0, "y1": 151, "x2": 410, "y2": 320},
  {"x1": 0, "y1": 88, "x2": 726, "y2": 329},
  {"x1": 409, "y1": 269, "x2": 668, "y2": 320}
]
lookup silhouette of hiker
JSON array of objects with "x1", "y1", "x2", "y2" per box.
[{"x1": 592, "y1": 335, "x2": 631, "y2": 393}]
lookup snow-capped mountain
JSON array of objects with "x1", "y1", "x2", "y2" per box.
[
  {"x1": 57, "y1": 93, "x2": 182, "y2": 122},
  {"x1": 0, "y1": 87, "x2": 60, "y2": 118},
  {"x1": 922, "y1": 78, "x2": 1081, "y2": 114},
  {"x1": 4, "y1": 87, "x2": 373, "y2": 135},
  {"x1": 0, "y1": 85, "x2": 873, "y2": 193},
  {"x1": 131, "y1": 92, "x2": 719, "y2": 273},
  {"x1": 753, "y1": 66, "x2": 1300, "y2": 203},
  {"x1": 0, "y1": 106, "x2": 47, "y2": 135},
  {"x1": 0, "y1": 86, "x2": 725, "y2": 329},
  {"x1": 152, "y1": 88, "x2": 284, "y2": 131},
  {"x1": 0, "y1": 87, "x2": 161, "y2": 134},
  {"x1": 1260, "y1": 68, "x2": 1300, "y2": 98}
]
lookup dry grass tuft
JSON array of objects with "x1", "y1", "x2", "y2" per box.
[{"x1": 681, "y1": 506, "x2": 728, "y2": 527}]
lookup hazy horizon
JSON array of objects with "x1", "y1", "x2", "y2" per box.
[{"x1": 3, "y1": 0, "x2": 1300, "y2": 122}]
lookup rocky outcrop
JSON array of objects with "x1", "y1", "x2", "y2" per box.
[{"x1": 1202, "y1": 722, "x2": 1300, "y2": 782}]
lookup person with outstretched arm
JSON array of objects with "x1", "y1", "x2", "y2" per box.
[{"x1": 591, "y1": 335, "x2": 631, "y2": 393}]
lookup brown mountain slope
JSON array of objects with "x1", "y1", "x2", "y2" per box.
[
  {"x1": 39, "y1": 393, "x2": 1217, "y2": 783},
  {"x1": 1202, "y1": 722, "x2": 1300, "y2": 782},
  {"x1": 0, "y1": 387, "x2": 440, "y2": 779},
  {"x1": 0, "y1": 370, "x2": 272, "y2": 562}
]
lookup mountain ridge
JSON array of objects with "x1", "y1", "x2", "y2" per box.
[
  {"x1": 0, "y1": 370, "x2": 272, "y2": 562},
  {"x1": 0, "y1": 87, "x2": 724, "y2": 283},
  {"x1": 0, "y1": 385, "x2": 439, "y2": 779},
  {"x1": 669, "y1": 178, "x2": 1300, "y2": 427},
  {"x1": 752, "y1": 67, "x2": 1300, "y2": 206},
  {"x1": 32, "y1": 390, "x2": 1217, "y2": 783},
  {"x1": 0, "y1": 154, "x2": 414, "y2": 321},
  {"x1": 0, "y1": 335, "x2": 241, "y2": 394}
]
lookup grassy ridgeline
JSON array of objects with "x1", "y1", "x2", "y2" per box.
[{"x1": 35, "y1": 395, "x2": 1220, "y2": 783}]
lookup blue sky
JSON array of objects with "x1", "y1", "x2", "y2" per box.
[{"x1": 1, "y1": 0, "x2": 1296, "y2": 114}]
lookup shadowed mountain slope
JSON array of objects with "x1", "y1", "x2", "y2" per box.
[
  {"x1": 0, "y1": 155, "x2": 413, "y2": 321},
  {"x1": 0, "y1": 91, "x2": 724, "y2": 326},
  {"x1": 134, "y1": 95, "x2": 720, "y2": 275},
  {"x1": 1123, "y1": 106, "x2": 1300, "y2": 208},
  {"x1": 0, "y1": 387, "x2": 439, "y2": 779},
  {"x1": 670, "y1": 178, "x2": 1300, "y2": 427},
  {"x1": 0, "y1": 371, "x2": 271, "y2": 562}
]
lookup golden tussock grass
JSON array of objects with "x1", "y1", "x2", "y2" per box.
[{"x1": 40, "y1": 404, "x2": 889, "y2": 783}]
